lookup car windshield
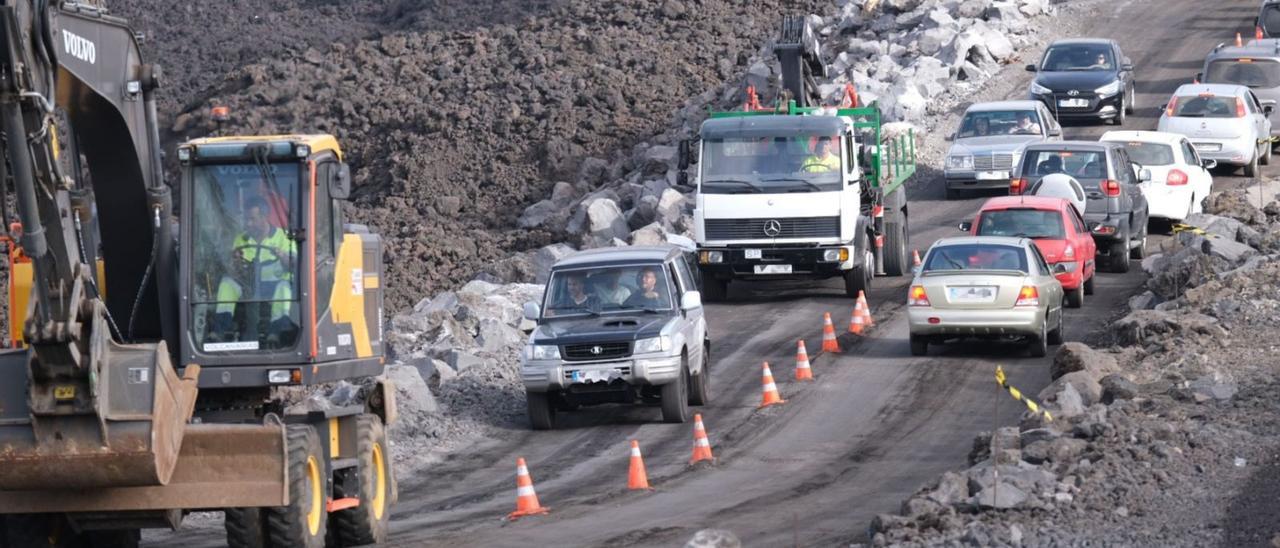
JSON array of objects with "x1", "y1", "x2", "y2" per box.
[
  {"x1": 1173, "y1": 94, "x2": 1239, "y2": 118},
  {"x1": 1118, "y1": 142, "x2": 1174, "y2": 166},
  {"x1": 1021, "y1": 150, "x2": 1107, "y2": 180},
  {"x1": 701, "y1": 134, "x2": 843, "y2": 194},
  {"x1": 1263, "y1": 7, "x2": 1280, "y2": 35},
  {"x1": 1042, "y1": 45, "x2": 1114, "y2": 71},
  {"x1": 544, "y1": 264, "x2": 673, "y2": 317},
  {"x1": 976, "y1": 209, "x2": 1065, "y2": 239},
  {"x1": 923, "y1": 244, "x2": 1028, "y2": 273},
  {"x1": 957, "y1": 110, "x2": 1042, "y2": 138},
  {"x1": 1205, "y1": 59, "x2": 1280, "y2": 88}
]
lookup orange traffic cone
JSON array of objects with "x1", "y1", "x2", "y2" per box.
[
  {"x1": 508, "y1": 457, "x2": 549, "y2": 519},
  {"x1": 821, "y1": 312, "x2": 841, "y2": 353},
  {"x1": 627, "y1": 440, "x2": 652, "y2": 490},
  {"x1": 1236, "y1": 32, "x2": 1244, "y2": 47},
  {"x1": 759, "y1": 362, "x2": 786, "y2": 408},
  {"x1": 795, "y1": 340, "x2": 813, "y2": 381},
  {"x1": 857, "y1": 290, "x2": 876, "y2": 327},
  {"x1": 690, "y1": 414, "x2": 715, "y2": 464},
  {"x1": 848, "y1": 305, "x2": 867, "y2": 335},
  {"x1": 912, "y1": 249, "x2": 922, "y2": 268}
]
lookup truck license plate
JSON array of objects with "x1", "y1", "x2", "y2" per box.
[
  {"x1": 744, "y1": 249, "x2": 761, "y2": 259},
  {"x1": 754, "y1": 264, "x2": 792, "y2": 274}
]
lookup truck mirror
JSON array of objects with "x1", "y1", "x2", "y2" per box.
[
  {"x1": 678, "y1": 139, "x2": 691, "y2": 170},
  {"x1": 331, "y1": 163, "x2": 352, "y2": 200}
]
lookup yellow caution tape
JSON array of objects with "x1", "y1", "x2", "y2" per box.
[
  {"x1": 1170, "y1": 223, "x2": 1218, "y2": 238},
  {"x1": 995, "y1": 365, "x2": 1052, "y2": 423}
]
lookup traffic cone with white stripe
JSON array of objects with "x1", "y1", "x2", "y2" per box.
[
  {"x1": 848, "y1": 305, "x2": 867, "y2": 335},
  {"x1": 912, "y1": 249, "x2": 922, "y2": 268},
  {"x1": 690, "y1": 414, "x2": 715, "y2": 464},
  {"x1": 795, "y1": 340, "x2": 813, "y2": 381},
  {"x1": 821, "y1": 312, "x2": 841, "y2": 353},
  {"x1": 508, "y1": 457, "x2": 549, "y2": 519},
  {"x1": 759, "y1": 362, "x2": 786, "y2": 408},
  {"x1": 627, "y1": 440, "x2": 652, "y2": 490}
]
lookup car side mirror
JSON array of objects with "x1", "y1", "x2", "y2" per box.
[
  {"x1": 1266, "y1": 105, "x2": 1276, "y2": 115},
  {"x1": 331, "y1": 162, "x2": 352, "y2": 200},
  {"x1": 1025, "y1": 64, "x2": 1037, "y2": 72},
  {"x1": 945, "y1": 132, "x2": 955, "y2": 142},
  {"x1": 958, "y1": 221, "x2": 972, "y2": 232},
  {"x1": 523, "y1": 301, "x2": 541, "y2": 322},
  {"x1": 1139, "y1": 168, "x2": 1152, "y2": 182},
  {"x1": 680, "y1": 291, "x2": 702, "y2": 311},
  {"x1": 1053, "y1": 263, "x2": 1069, "y2": 275},
  {"x1": 1121, "y1": 63, "x2": 1134, "y2": 72},
  {"x1": 1201, "y1": 158, "x2": 1218, "y2": 170},
  {"x1": 1048, "y1": 127, "x2": 1062, "y2": 137},
  {"x1": 678, "y1": 139, "x2": 691, "y2": 170}
]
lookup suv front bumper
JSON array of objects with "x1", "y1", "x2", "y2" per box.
[{"x1": 521, "y1": 354, "x2": 681, "y2": 393}]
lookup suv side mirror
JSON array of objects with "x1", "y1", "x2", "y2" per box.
[
  {"x1": 958, "y1": 221, "x2": 972, "y2": 232},
  {"x1": 1053, "y1": 263, "x2": 1069, "y2": 275},
  {"x1": 523, "y1": 301, "x2": 541, "y2": 321},
  {"x1": 1122, "y1": 62, "x2": 1134, "y2": 72},
  {"x1": 678, "y1": 139, "x2": 691, "y2": 170},
  {"x1": 1048, "y1": 127, "x2": 1062, "y2": 137},
  {"x1": 1025, "y1": 64, "x2": 1037, "y2": 72},
  {"x1": 331, "y1": 162, "x2": 352, "y2": 200},
  {"x1": 1201, "y1": 158, "x2": 1218, "y2": 170},
  {"x1": 680, "y1": 291, "x2": 702, "y2": 311},
  {"x1": 945, "y1": 132, "x2": 955, "y2": 142},
  {"x1": 1138, "y1": 168, "x2": 1152, "y2": 182}
]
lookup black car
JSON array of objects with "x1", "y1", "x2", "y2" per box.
[
  {"x1": 1010, "y1": 141, "x2": 1150, "y2": 273},
  {"x1": 1026, "y1": 38, "x2": 1136, "y2": 125}
]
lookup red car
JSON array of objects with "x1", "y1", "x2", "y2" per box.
[{"x1": 962, "y1": 196, "x2": 1097, "y2": 308}]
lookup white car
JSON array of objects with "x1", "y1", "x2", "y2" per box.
[
  {"x1": 1156, "y1": 83, "x2": 1273, "y2": 177},
  {"x1": 1100, "y1": 130, "x2": 1215, "y2": 221}
]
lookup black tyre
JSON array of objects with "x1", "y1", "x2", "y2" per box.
[
  {"x1": 883, "y1": 217, "x2": 910, "y2": 276},
  {"x1": 1083, "y1": 273, "x2": 1095, "y2": 295},
  {"x1": 843, "y1": 233, "x2": 871, "y2": 298},
  {"x1": 700, "y1": 275, "x2": 728, "y2": 302},
  {"x1": 225, "y1": 508, "x2": 269, "y2": 548},
  {"x1": 1263, "y1": 141, "x2": 1273, "y2": 166},
  {"x1": 909, "y1": 334, "x2": 928, "y2": 356},
  {"x1": 331, "y1": 414, "x2": 393, "y2": 546},
  {"x1": 526, "y1": 391, "x2": 555, "y2": 430},
  {"x1": 1110, "y1": 240, "x2": 1130, "y2": 273},
  {"x1": 1047, "y1": 303, "x2": 1065, "y2": 345},
  {"x1": 688, "y1": 345, "x2": 711, "y2": 406},
  {"x1": 1125, "y1": 87, "x2": 1136, "y2": 114},
  {"x1": 1028, "y1": 321, "x2": 1049, "y2": 358},
  {"x1": 661, "y1": 357, "x2": 690, "y2": 423},
  {"x1": 1244, "y1": 149, "x2": 1260, "y2": 177},
  {"x1": 1111, "y1": 101, "x2": 1126, "y2": 125},
  {"x1": 265, "y1": 425, "x2": 328, "y2": 548},
  {"x1": 1065, "y1": 285, "x2": 1084, "y2": 308}
]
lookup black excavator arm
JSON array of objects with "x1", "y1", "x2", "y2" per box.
[{"x1": 773, "y1": 15, "x2": 827, "y2": 108}]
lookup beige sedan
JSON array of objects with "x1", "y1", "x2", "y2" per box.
[{"x1": 907, "y1": 236, "x2": 1065, "y2": 357}]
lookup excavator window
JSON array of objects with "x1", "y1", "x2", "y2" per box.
[{"x1": 189, "y1": 162, "x2": 302, "y2": 352}]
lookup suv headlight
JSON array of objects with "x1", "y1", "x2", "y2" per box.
[
  {"x1": 1030, "y1": 81, "x2": 1052, "y2": 95},
  {"x1": 947, "y1": 155, "x2": 974, "y2": 170},
  {"x1": 1095, "y1": 80, "x2": 1121, "y2": 96},
  {"x1": 634, "y1": 336, "x2": 671, "y2": 354},
  {"x1": 526, "y1": 344, "x2": 560, "y2": 360}
]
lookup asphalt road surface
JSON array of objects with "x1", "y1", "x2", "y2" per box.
[{"x1": 149, "y1": 0, "x2": 1271, "y2": 546}]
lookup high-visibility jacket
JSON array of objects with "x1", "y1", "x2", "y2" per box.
[
  {"x1": 801, "y1": 153, "x2": 840, "y2": 173},
  {"x1": 232, "y1": 228, "x2": 295, "y2": 282}
]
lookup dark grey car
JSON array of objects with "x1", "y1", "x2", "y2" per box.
[
  {"x1": 1197, "y1": 38, "x2": 1280, "y2": 143},
  {"x1": 1011, "y1": 141, "x2": 1150, "y2": 273}
]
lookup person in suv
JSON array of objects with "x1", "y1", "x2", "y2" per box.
[{"x1": 520, "y1": 245, "x2": 711, "y2": 430}]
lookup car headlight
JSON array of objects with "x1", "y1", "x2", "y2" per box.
[
  {"x1": 1030, "y1": 82, "x2": 1052, "y2": 95},
  {"x1": 947, "y1": 155, "x2": 974, "y2": 170},
  {"x1": 526, "y1": 344, "x2": 560, "y2": 360},
  {"x1": 822, "y1": 248, "x2": 848, "y2": 262},
  {"x1": 1095, "y1": 80, "x2": 1121, "y2": 96},
  {"x1": 634, "y1": 336, "x2": 671, "y2": 354}
]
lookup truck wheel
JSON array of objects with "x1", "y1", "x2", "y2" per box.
[
  {"x1": 265, "y1": 425, "x2": 327, "y2": 548},
  {"x1": 700, "y1": 276, "x2": 728, "y2": 302},
  {"x1": 331, "y1": 414, "x2": 392, "y2": 546},
  {"x1": 909, "y1": 334, "x2": 928, "y2": 356},
  {"x1": 661, "y1": 357, "x2": 690, "y2": 424},
  {"x1": 526, "y1": 392, "x2": 555, "y2": 430},
  {"x1": 688, "y1": 345, "x2": 711, "y2": 406},
  {"x1": 225, "y1": 508, "x2": 269, "y2": 548},
  {"x1": 882, "y1": 218, "x2": 909, "y2": 276},
  {"x1": 843, "y1": 265, "x2": 870, "y2": 298}
]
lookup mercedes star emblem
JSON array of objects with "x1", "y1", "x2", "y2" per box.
[
  {"x1": 1067, "y1": 90, "x2": 1080, "y2": 96},
  {"x1": 763, "y1": 219, "x2": 782, "y2": 237},
  {"x1": 590, "y1": 346, "x2": 603, "y2": 355}
]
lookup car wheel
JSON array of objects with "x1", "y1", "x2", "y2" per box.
[
  {"x1": 1264, "y1": 141, "x2": 1274, "y2": 166},
  {"x1": 1047, "y1": 302, "x2": 1065, "y2": 345},
  {"x1": 661, "y1": 356, "x2": 691, "y2": 423},
  {"x1": 1129, "y1": 232, "x2": 1147, "y2": 260},
  {"x1": 1065, "y1": 284, "x2": 1084, "y2": 308},
  {"x1": 700, "y1": 276, "x2": 728, "y2": 303},
  {"x1": 1125, "y1": 87, "x2": 1136, "y2": 114},
  {"x1": 1028, "y1": 321, "x2": 1048, "y2": 358},
  {"x1": 1083, "y1": 273, "x2": 1095, "y2": 295},
  {"x1": 687, "y1": 346, "x2": 711, "y2": 406},
  {"x1": 909, "y1": 334, "x2": 928, "y2": 356},
  {"x1": 1244, "y1": 148, "x2": 1260, "y2": 178},
  {"x1": 1112, "y1": 101, "x2": 1126, "y2": 125},
  {"x1": 526, "y1": 392, "x2": 555, "y2": 430}
]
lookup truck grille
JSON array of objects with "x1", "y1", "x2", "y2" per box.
[
  {"x1": 973, "y1": 153, "x2": 1014, "y2": 171},
  {"x1": 704, "y1": 216, "x2": 840, "y2": 240},
  {"x1": 563, "y1": 342, "x2": 631, "y2": 361}
]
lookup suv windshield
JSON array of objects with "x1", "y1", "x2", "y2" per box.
[
  {"x1": 1117, "y1": 141, "x2": 1174, "y2": 166},
  {"x1": 1206, "y1": 59, "x2": 1280, "y2": 88},
  {"x1": 957, "y1": 110, "x2": 1042, "y2": 138},
  {"x1": 545, "y1": 264, "x2": 673, "y2": 317},
  {"x1": 190, "y1": 162, "x2": 300, "y2": 351},
  {"x1": 1021, "y1": 150, "x2": 1107, "y2": 180},
  {"x1": 1042, "y1": 45, "x2": 1114, "y2": 72},
  {"x1": 1173, "y1": 94, "x2": 1239, "y2": 118},
  {"x1": 701, "y1": 134, "x2": 843, "y2": 194},
  {"x1": 924, "y1": 244, "x2": 1028, "y2": 273},
  {"x1": 977, "y1": 209, "x2": 1065, "y2": 239}
]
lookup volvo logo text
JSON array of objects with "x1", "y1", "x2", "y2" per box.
[
  {"x1": 61, "y1": 30, "x2": 96, "y2": 65},
  {"x1": 590, "y1": 346, "x2": 603, "y2": 355},
  {"x1": 762, "y1": 219, "x2": 782, "y2": 237}
]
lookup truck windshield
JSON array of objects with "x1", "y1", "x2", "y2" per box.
[
  {"x1": 189, "y1": 162, "x2": 301, "y2": 352},
  {"x1": 544, "y1": 265, "x2": 674, "y2": 317},
  {"x1": 701, "y1": 134, "x2": 843, "y2": 193}
]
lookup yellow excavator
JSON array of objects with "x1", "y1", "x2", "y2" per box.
[{"x1": 0, "y1": 2, "x2": 395, "y2": 547}]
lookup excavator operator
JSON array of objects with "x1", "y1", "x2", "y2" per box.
[{"x1": 209, "y1": 197, "x2": 298, "y2": 344}]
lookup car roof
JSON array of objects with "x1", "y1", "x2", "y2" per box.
[
  {"x1": 1211, "y1": 41, "x2": 1280, "y2": 59},
  {"x1": 1022, "y1": 140, "x2": 1114, "y2": 151},
  {"x1": 978, "y1": 196, "x2": 1070, "y2": 211},
  {"x1": 1172, "y1": 82, "x2": 1250, "y2": 96},
  {"x1": 1047, "y1": 38, "x2": 1114, "y2": 47},
  {"x1": 1099, "y1": 130, "x2": 1186, "y2": 145},
  {"x1": 931, "y1": 236, "x2": 1031, "y2": 248},
  {"x1": 552, "y1": 245, "x2": 682, "y2": 269},
  {"x1": 965, "y1": 100, "x2": 1042, "y2": 113}
]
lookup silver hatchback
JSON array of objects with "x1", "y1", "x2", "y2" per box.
[{"x1": 1157, "y1": 83, "x2": 1274, "y2": 177}]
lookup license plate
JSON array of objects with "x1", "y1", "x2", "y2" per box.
[
  {"x1": 754, "y1": 264, "x2": 792, "y2": 274},
  {"x1": 976, "y1": 171, "x2": 1008, "y2": 180},
  {"x1": 54, "y1": 385, "x2": 76, "y2": 400},
  {"x1": 571, "y1": 369, "x2": 622, "y2": 383},
  {"x1": 1193, "y1": 143, "x2": 1221, "y2": 152},
  {"x1": 1058, "y1": 98, "x2": 1088, "y2": 108},
  {"x1": 948, "y1": 286, "x2": 997, "y2": 303},
  {"x1": 744, "y1": 249, "x2": 762, "y2": 259}
]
